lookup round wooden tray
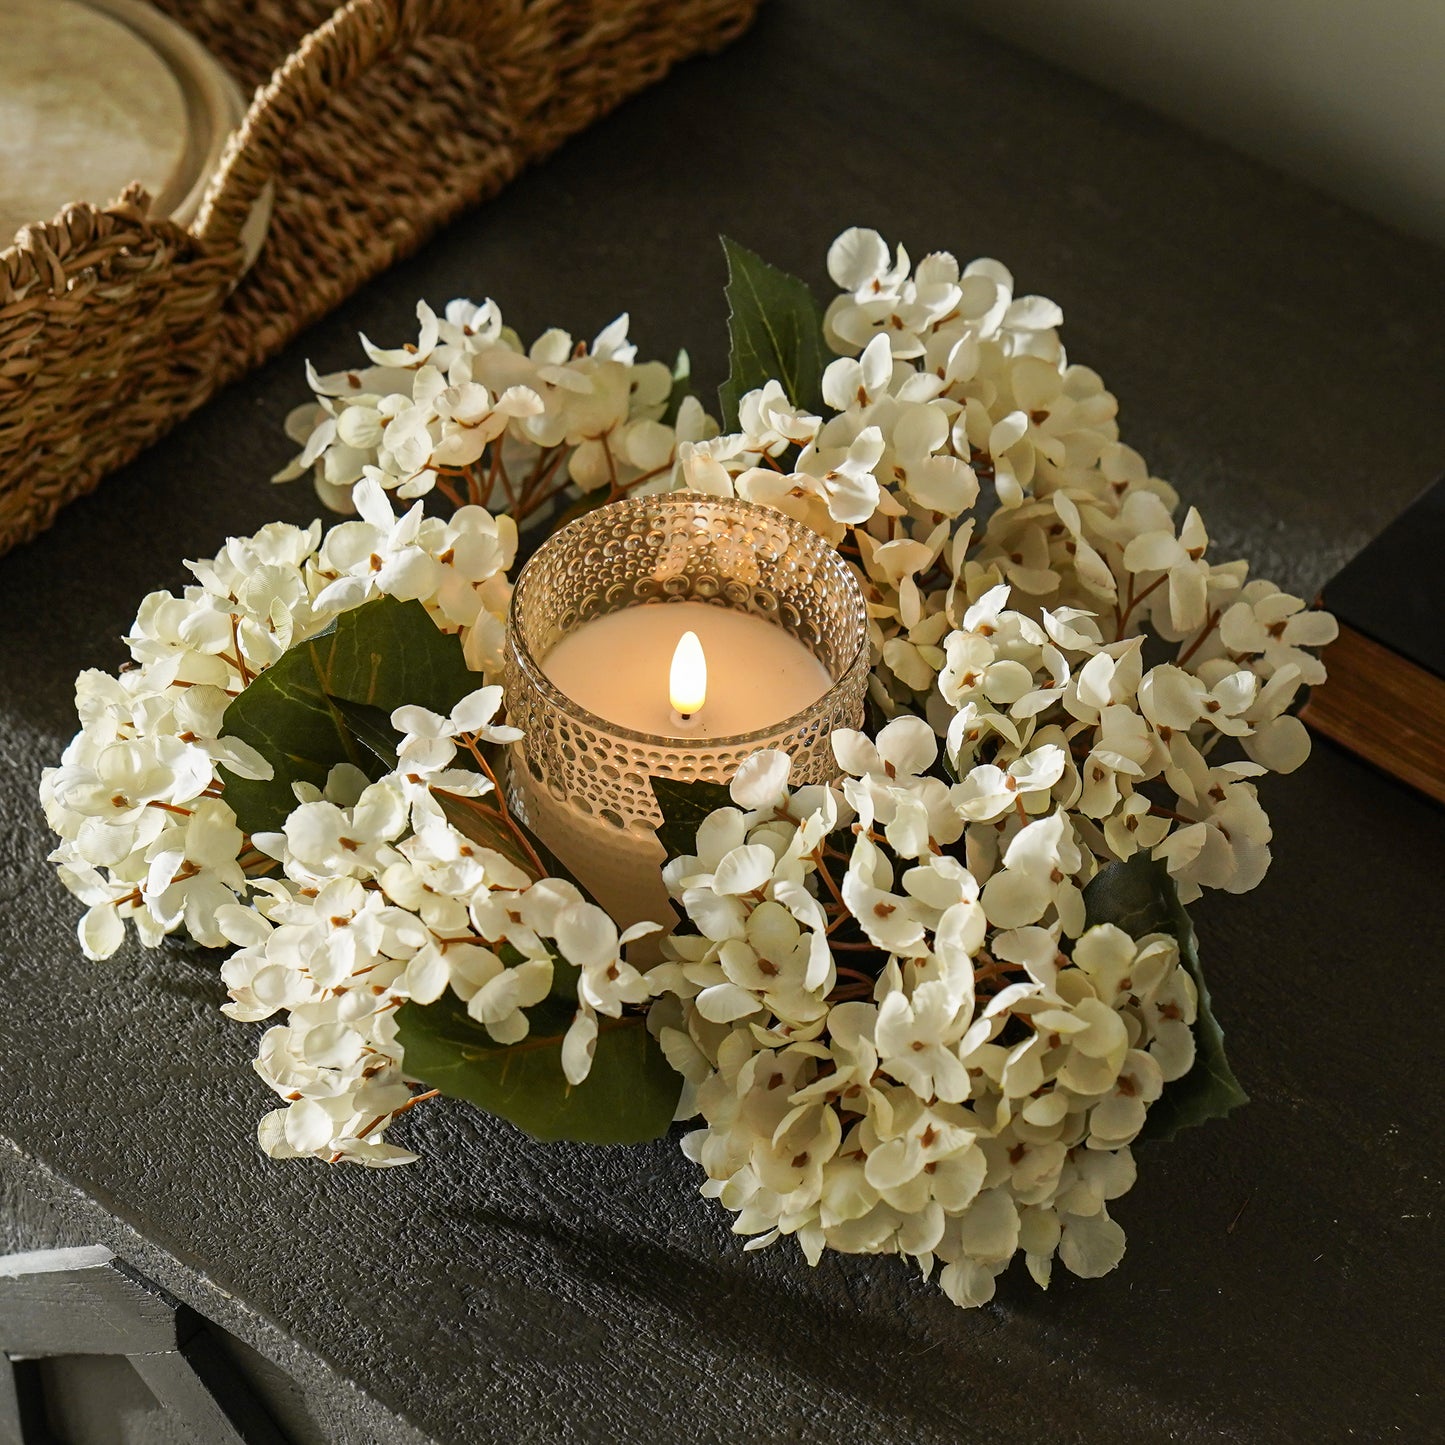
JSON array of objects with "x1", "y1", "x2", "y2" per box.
[{"x1": 0, "y1": 0, "x2": 268, "y2": 266}]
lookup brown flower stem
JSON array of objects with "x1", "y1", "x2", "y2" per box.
[
  {"x1": 228, "y1": 616, "x2": 255, "y2": 686},
  {"x1": 1112, "y1": 576, "x2": 1132, "y2": 637},
  {"x1": 504, "y1": 452, "x2": 521, "y2": 512},
  {"x1": 812, "y1": 850, "x2": 849, "y2": 912},
  {"x1": 972, "y1": 962, "x2": 1019, "y2": 986},
  {"x1": 1176, "y1": 609, "x2": 1222, "y2": 667},
  {"x1": 116, "y1": 861, "x2": 202, "y2": 911},
  {"x1": 602, "y1": 435, "x2": 620, "y2": 493},
  {"x1": 485, "y1": 445, "x2": 513, "y2": 512},
  {"x1": 1148, "y1": 803, "x2": 1195, "y2": 825},
  {"x1": 1113, "y1": 571, "x2": 1168, "y2": 639},
  {"x1": 617, "y1": 459, "x2": 678, "y2": 494},
  {"x1": 352, "y1": 1088, "x2": 442, "y2": 1146},
  {"x1": 520, "y1": 446, "x2": 567, "y2": 515}
]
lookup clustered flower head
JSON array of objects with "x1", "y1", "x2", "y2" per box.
[
  {"x1": 40, "y1": 487, "x2": 517, "y2": 961},
  {"x1": 682, "y1": 228, "x2": 1334, "y2": 730},
  {"x1": 646, "y1": 228, "x2": 1335, "y2": 1306},
  {"x1": 651, "y1": 737, "x2": 1200, "y2": 1306},
  {"x1": 217, "y1": 689, "x2": 659, "y2": 1164},
  {"x1": 278, "y1": 299, "x2": 713, "y2": 520},
  {"x1": 678, "y1": 228, "x2": 1336, "y2": 906}
]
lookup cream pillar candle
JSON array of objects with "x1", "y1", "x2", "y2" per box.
[
  {"x1": 503, "y1": 495, "x2": 870, "y2": 946},
  {"x1": 516, "y1": 782, "x2": 672, "y2": 948},
  {"x1": 540, "y1": 602, "x2": 833, "y2": 739},
  {"x1": 525, "y1": 605, "x2": 836, "y2": 938}
]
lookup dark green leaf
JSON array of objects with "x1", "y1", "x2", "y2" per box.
[
  {"x1": 1083, "y1": 855, "x2": 1249, "y2": 1142},
  {"x1": 395, "y1": 991, "x2": 681, "y2": 1144},
  {"x1": 650, "y1": 776, "x2": 734, "y2": 861},
  {"x1": 661, "y1": 347, "x2": 692, "y2": 428},
  {"x1": 329, "y1": 697, "x2": 401, "y2": 771},
  {"x1": 717, "y1": 237, "x2": 826, "y2": 430},
  {"x1": 435, "y1": 790, "x2": 539, "y2": 884},
  {"x1": 218, "y1": 597, "x2": 479, "y2": 835}
]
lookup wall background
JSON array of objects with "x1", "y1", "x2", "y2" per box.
[{"x1": 955, "y1": 0, "x2": 1445, "y2": 248}]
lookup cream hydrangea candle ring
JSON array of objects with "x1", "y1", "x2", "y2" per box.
[
  {"x1": 40, "y1": 228, "x2": 1337, "y2": 1310},
  {"x1": 503, "y1": 494, "x2": 870, "y2": 934}
]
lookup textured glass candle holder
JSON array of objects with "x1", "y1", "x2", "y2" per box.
[{"x1": 503, "y1": 493, "x2": 869, "y2": 931}]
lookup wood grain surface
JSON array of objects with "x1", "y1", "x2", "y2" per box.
[
  {"x1": 1, "y1": 3, "x2": 1442, "y2": 1442},
  {"x1": 0, "y1": 0, "x2": 188, "y2": 238},
  {"x1": 1302, "y1": 623, "x2": 1445, "y2": 806}
]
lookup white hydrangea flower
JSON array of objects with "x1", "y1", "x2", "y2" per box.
[
  {"x1": 278, "y1": 299, "x2": 716, "y2": 524},
  {"x1": 644, "y1": 206, "x2": 1334, "y2": 1295},
  {"x1": 42, "y1": 492, "x2": 518, "y2": 960},
  {"x1": 216, "y1": 751, "x2": 670, "y2": 1164},
  {"x1": 651, "y1": 740, "x2": 1205, "y2": 1310}
]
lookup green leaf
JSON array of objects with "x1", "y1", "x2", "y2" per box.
[
  {"x1": 650, "y1": 776, "x2": 734, "y2": 861},
  {"x1": 1083, "y1": 855, "x2": 1249, "y2": 1143},
  {"x1": 328, "y1": 697, "x2": 401, "y2": 771},
  {"x1": 717, "y1": 237, "x2": 826, "y2": 430},
  {"x1": 395, "y1": 991, "x2": 681, "y2": 1144},
  {"x1": 218, "y1": 597, "x2": 479, "y2": 835},
  {"x1": 662, "y1": 347, "x2": 692, "y2": 428}
]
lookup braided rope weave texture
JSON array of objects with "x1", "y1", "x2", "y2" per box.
[{"x1": 0, "y1": 0, "x2": 761, "y2": 554}]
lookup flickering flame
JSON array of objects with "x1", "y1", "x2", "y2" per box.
[{"x1": 669, "y1": 630, "x2": 707, "y2": 718}]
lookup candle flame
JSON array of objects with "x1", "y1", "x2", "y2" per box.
[{"x1": 669, "y1": 630, "x2": 707, "y2": 717}]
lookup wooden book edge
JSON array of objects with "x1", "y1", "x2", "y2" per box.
[{"x1": 1300, "y1": 622, "x2": 1445, "y2": 807}]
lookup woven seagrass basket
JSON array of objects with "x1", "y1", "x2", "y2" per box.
[{"x1": 0, "y1": 0, "x2": 761, "y2": 555}]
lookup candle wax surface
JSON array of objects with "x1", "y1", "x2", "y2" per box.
[{"x1": 541, "y1": 602, "x2": 834, "y2": 738}]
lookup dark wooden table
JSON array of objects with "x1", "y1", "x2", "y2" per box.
[{"x1": 3, "y1": 3, "x2": 1443, "y2": 1441}]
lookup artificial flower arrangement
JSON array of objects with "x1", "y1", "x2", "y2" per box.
[{"x1": 41, "y1": 229, "x2": 1335, "y2": 1309}]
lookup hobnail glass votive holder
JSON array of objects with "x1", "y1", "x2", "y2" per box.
[{"x1": 503, "y1": 493, "x2": 869, "y2": 932}]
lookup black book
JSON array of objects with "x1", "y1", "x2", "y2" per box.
[{"x1": 1300, "y1": 476, "x2": 1445, "y2": 804}]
